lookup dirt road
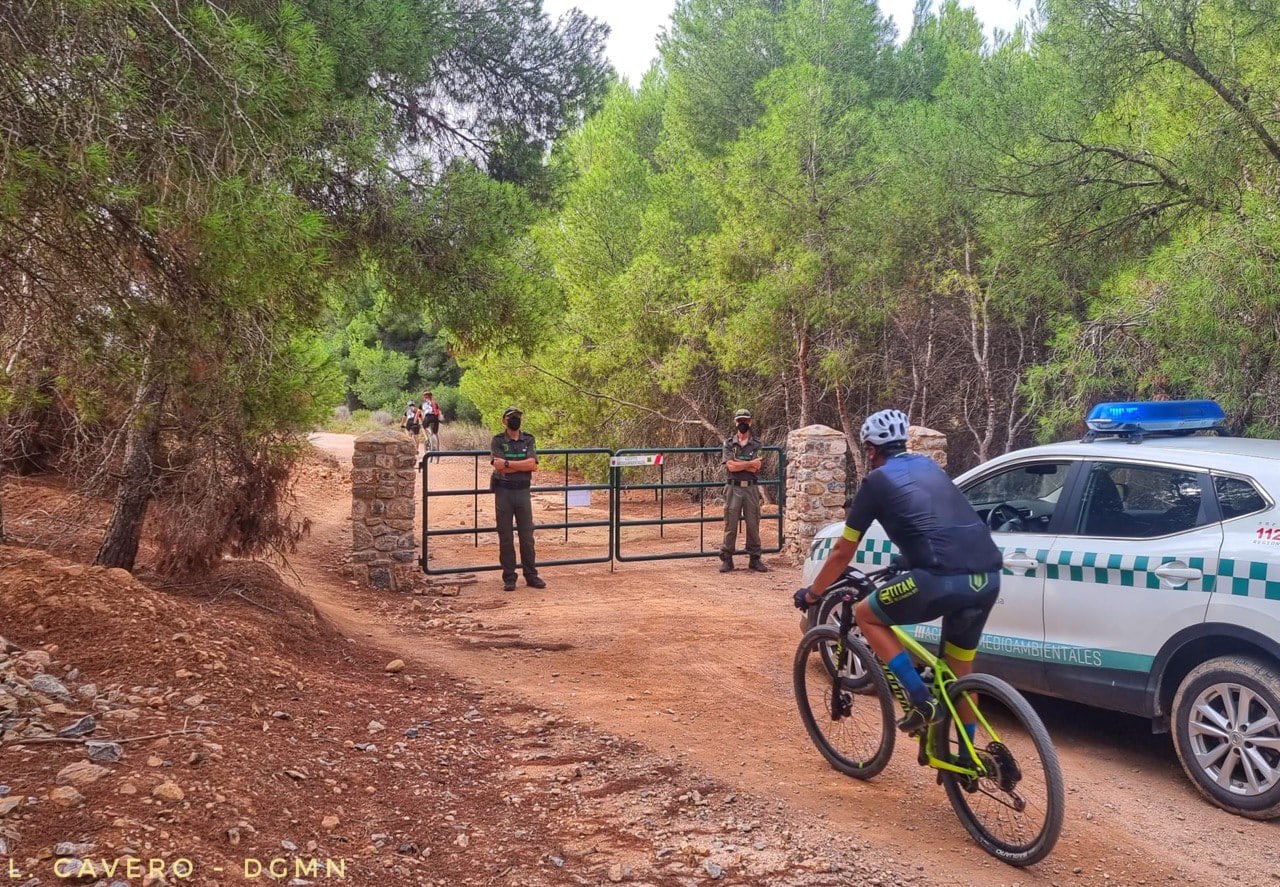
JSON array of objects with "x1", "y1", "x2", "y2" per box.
[{"x1": 299, "y1": 433, "x2": 1279, "y2": 885}]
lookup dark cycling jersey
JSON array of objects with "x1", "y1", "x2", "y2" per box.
[{"x1": 845, "y1": 452, "x2": 1001, "y2": 575}]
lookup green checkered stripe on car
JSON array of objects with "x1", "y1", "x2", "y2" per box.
[
  {"x1": 808, "y1": 536, "x2": 837, "y2": 562},
  {"x1": 1216, "y1": 557, "x2": 1280, "y2": 600},
  {"x1": 811, "y1": 536, "x2": 1280, "y2": 599},
  {"x1": 808, "y1": 535, "x2": 897, "y2": 566},
  {"x1": 1036, "y1": 550, "x2": 1215, "y2": 592},
  {"x1": 855, "y1": 537, "x2": 896, "y2": 566},
  {"x1": 1012, "y1": 550, "x2": 1280, "y2": 598},
  {"x1": 1002, "y1": 549, "x2": 1047, "y2": 578}
]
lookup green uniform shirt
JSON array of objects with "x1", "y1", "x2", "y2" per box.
[
  {"x1": 490, "y1": 431, "x2": 537, "y2": 490},
  {"x1": 723, "y1": 434, "x2": 762, "y2": 484}
]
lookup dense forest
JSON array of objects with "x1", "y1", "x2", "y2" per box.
[
  {"x1": 3, "y1": 0, "x2": 1279, "y2": 572},
  {"x1": 461, "y1": 0, "x2": 1280, "y2": 474}
]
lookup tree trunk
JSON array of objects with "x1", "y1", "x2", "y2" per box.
[
  {"x1": 95, "y1": 375, "x2": 166, "y2": 571},
  {"x1": 794, "y1": 318, "x2": 813, "y2": 427},
  {"x1": 834, "y1": 385, "x2": 863, "y2": 481}
]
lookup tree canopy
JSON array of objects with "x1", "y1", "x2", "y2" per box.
[
  {"x1": 462, "y1": 0, "x2": 1280, "y2": 468},
  {"x1": 0, "y1": 0, "x2": 609, "y2": 569}
]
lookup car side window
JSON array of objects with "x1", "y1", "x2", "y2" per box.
[
  {"x1": 1076, "y1": 462, "x2": 1212, "y2": 538},
  {"x1": 1214, "y1": 475, "x2": 1268, "y2": 520},
  {"x1": 961, "y1": 461, "x2": 1071, "y2": 533}
]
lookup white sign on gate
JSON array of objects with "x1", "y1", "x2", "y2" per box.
[{"x1": 609, "y1": 453, "x2": 665, "y2": 467}]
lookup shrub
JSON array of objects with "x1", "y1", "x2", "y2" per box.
[{"x1": 440, "y1": 422, "x2": 493, "y2": 451}]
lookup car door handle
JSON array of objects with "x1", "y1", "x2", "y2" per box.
[
  {"x1": 1003, "y1": 553, "x2": 1041, "y2": 572},
  {"x1": 1154, "y1": 562, "x2": 1202, "y2": 586}
]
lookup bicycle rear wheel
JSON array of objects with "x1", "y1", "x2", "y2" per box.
[
  {"x1": 939, "y1": 673, "x2": 1064, "y2": 867},
  {"x1": 793, "y1": 626, "x2": 894, "y2": 778}
]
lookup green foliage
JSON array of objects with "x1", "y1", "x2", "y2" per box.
[
  {"x1": 320, "y1": 409, "x2": 387, "y2": 436},
  {"x1": 347, "y1": 337, "x2": 415, "y2": 413},
  {"x1": 431, "y1": 386, "x2": 480, "y2": 425},
  {"x1": 0, "y1": 0, "x2": 610, "y2": 568}
]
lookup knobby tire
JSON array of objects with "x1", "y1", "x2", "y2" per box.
[
  {"x1": 938, "y1": 673, "x2": 1064, "y2": 867},
  {"x1": 793, "y1": 625, "x2": 894, "y2": 779}
]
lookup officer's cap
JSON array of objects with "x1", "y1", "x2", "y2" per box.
[
  {"x1": 733, "y1": 408, "x2": 752, "y2": 421},
  {"x1": 502, "y1": 406, "x2": 523, "y2": 420}
]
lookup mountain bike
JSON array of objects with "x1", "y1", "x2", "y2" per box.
[
  {"x1": 423, "y1": 424, "x2": 441, "y2": 464},
  {"x1": 793, "y1": 566, "x2": 1064, "y2": 867}
]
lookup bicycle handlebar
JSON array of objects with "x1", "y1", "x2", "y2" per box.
[{"x1": 824, "y1": 563, "x2": 903, "y2": 601}]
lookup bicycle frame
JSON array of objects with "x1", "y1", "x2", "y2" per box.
[
  {"x1": 889, "y1": 625, "x2": 998, "y2": 777},
  {"x1": 828, "y1": 568, "x2": 999, "y2": 779}
]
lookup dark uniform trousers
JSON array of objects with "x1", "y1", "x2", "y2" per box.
[
  {"x1": 495, "y1": 485, "x2": 538, "y2": 583},
  {"x1": 721, "y1": 482, "x2": 762, "y2": 558}
]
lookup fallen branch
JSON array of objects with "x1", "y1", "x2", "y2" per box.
[
  {"x1": 0, "y1": 726, "x2": 206, "y2": 749},
  {"x1": 232, "y1": 590, "x2": 279, "y2": 614}
]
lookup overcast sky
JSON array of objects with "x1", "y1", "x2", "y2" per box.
[{"x1": 541, "y1": 0, "x2": 1027, "y2": 85}]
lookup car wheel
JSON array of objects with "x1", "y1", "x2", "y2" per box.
[{"x1": 1172, "y1": 655, "x2": 1280, "y2": 819}]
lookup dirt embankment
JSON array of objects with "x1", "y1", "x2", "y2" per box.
[{"x1": 0, "y1": 450, "x2": 909, "y2": 887}]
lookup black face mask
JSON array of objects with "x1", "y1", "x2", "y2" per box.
[
  {"x1": 506, "y1": 416, "x2": 522, "y2": 431},
  {"x1": 736, "y1": 422, "x2": 750, "y2": 434}
]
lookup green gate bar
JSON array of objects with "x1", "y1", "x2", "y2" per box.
[
  {"x1": 419, "y1": 447, "x2": 614, "y2": 575},
  {"x1": 611, "y1": 446, "x2": 786, "y2": 563}
]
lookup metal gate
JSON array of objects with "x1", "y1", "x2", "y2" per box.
[
  {"x1": 419, "y1": 446, "x2": 785, "y2": 575},
  {"x1": 420, "y1": 447, "x2": 613, "y2": 575},
  {"x1": 610, "y1": 447, "x2": 784, "y2": 563}
]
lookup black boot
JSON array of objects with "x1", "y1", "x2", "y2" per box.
[{"x1": 719, "y1": 555, "x2": 734, "y2": 573}]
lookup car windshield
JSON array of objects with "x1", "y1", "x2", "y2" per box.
[{"x1": 964, "y1": 461, "x2": 1071, "y2": 505}]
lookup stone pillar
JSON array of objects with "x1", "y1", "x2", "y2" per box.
[
  {"x1": 783, "y1": 425, "x2": 848, "y2": 564},
  {"x1": 908, "y1": 426, "x2": 948, "y2": 469},
  {"x1": 351, "y1": 430, "x2": 417, "y2": 591}
]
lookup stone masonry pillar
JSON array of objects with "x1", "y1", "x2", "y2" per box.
[
  {"x1": 783, "y1": 425, "x2": 848, "y2": 564},
  {"x1": 908, "y1": 425, "x2": 947, "y2": 469},
  {"x1": 351, "y1": 430, "x2": 417, "y2": 590}
]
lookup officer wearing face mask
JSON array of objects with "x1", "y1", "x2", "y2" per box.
[
  {"x1": 490, "y1": 406, "x2": 546, "y2": 592},
  {"x1": 719, "y1": 408, "x2": 769, "y2": 574}
]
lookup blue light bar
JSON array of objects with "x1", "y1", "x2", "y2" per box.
[{"x1": 1085, "y1": 400, "x2": 1226, "y2": 434}]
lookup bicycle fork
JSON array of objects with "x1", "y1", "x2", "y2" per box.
[{"x1": 829, "y1": 638, "x2": 854, "y2": 720}]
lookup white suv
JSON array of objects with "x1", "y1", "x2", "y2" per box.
[{"x1": 801, "y1": 401, "x2": 1280, "y2": 819}]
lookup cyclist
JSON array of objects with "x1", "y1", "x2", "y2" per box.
[
  {"x1": 793, "y1": 409, "x2": 1002, "y2": 736},
  {"x1": 420, "y1": 391, "x2": 441, "y2": 461},
  {"x1": 421, "y1": 390, "x2": 441, "y2": 441},
  {"x1": 402, "y1": 400, "x2": 422, "y2": 451}
]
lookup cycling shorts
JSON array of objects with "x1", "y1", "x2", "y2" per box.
[
  {"x1": 868, "y1": 568, "x2": 999, "y2": 651},
  {"x1": 423, "y1": 414, "x2": 440, "y2": 434}
]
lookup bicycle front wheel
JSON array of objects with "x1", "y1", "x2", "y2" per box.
[
  {"x1": 792, "y1": 626, "x2": 895, "y2": 779},
  {"x1": 939, "y1": 673, "x2": 1064, "y2": 867},
  {"x1": 814, "y1": 594, "x2": 873, "y2": 690}
]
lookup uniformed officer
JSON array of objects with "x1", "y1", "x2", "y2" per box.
[
  {"x1": 490, "y1": 406, "x2": 547, "y2": 591},
  {"x1": 720, "y1": 408, "x2": 769, "y2": 573}
]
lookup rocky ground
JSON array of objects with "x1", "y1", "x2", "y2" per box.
[{"x1": 0, "y1": 456, "x2": 925, "y2": 887}]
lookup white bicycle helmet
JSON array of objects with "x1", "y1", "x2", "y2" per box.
[{"x1": 860, "y1": 409, "x2": 909, "y2": 445}]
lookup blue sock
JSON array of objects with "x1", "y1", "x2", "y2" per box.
[
  {"x1": 887, "y1": 652, "x2": 931, "y2": 707},
  {"x1": 964, "y1": 723, "x2": 977, "y2": 742}
]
